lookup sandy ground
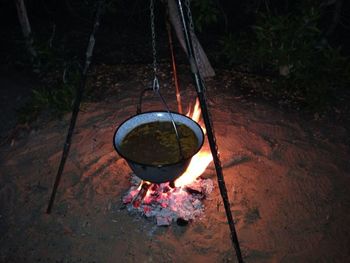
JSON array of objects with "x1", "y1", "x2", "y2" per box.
[{"x1": 0, "y1": 64, "x2": 350, "y2": 263}]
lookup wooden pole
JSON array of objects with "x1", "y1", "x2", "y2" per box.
[
  {"x1": 176, "y1": 0, "x2": 244, "y2": 262},
  {"x1": 14, "y1": 0, "x2": 38, "y2": 60},
  {"x1": 46, "y1": 0, "x2": 105, "y2": 214},
  {"x1": 165, "y1": 11, "x2": 183, "y2": 114}
]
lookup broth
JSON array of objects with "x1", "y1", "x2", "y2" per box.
[{"x1": 120, "y1": 121, "x2": 199, "y2": 165}]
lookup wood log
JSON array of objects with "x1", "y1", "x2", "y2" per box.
[
  {"x1": 14, "y1": 0, "x2": 38, "y2": 60},
  {"x1": 132, "y1": 182, "x2": 152, "y2": 208},
  {"x1": 167, "y1": 0, "x2": 215, "y2": 79}
]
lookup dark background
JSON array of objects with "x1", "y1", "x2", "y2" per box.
[
  {"x1": 0, "y1": 0, "x2": 349, "y2": 136},
  {"x1": 1, "y1": 0, "x2": 349, "y2": 66}
]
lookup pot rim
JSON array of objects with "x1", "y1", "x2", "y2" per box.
[{"x1": 113, "y1": 110, "x2": 205, "y2": 168}]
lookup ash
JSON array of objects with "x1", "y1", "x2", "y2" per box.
[{"x1": 122, "y1": 175, "x2": 214, "y2": 226}]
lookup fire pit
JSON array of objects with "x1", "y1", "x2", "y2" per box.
[
  {"x1": 117, "y1": 101, "x2": 214, "y2": 226},
  {"x1": 122, "y1": 174, "x2": 214, "y2": 226}
]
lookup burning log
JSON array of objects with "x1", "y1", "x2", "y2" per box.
[
  {"x1": 176, "y1": 217, "x2": 189, "y2": 226},
  {"x1": 184, "y1": 185, "x2": 204, "y2": 197},
  {"x1": 169, "y1": 181, "x2": 175, "y2": 188},
  {"x1": 132, "y1": 181, "x2": 152, "y2": 208}
]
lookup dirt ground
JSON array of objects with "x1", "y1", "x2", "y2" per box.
[{"x1": 0, "y1": 64, "x2": 349, "y2": 263}]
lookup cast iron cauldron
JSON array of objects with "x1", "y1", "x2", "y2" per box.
[{"x1": 113, "y1": 111, "x2": 204, "y2": 183}]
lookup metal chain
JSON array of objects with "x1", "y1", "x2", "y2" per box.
[
  {"x1": 185, "y1": 0, "x2": 205, "y2": 83},
  {"x1": 150, "y1": 0, "x2": 159, "y2": 91},
  {"x1": 176, "y1": 1, "x2": 243, "y2": 260},
  {"x1": 184, "y1": 0, "x2": 194, "y2": 32},
  {"x1": 148, "y1": 0, "x2": 183, "y2": 158},
  {"x1": 182, "y1": 0, "x2": 220, "y2": 175}
]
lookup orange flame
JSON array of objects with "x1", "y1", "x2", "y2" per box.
[
  {"x1": 174, "y1": 99, "x2": 212, "y2": 187},
  {"x1": 186, "y1": 99, "x2": 206, "y2": 134},
  {"x1": 174, "y1": 151, "x2": 213, "y2": 187}
]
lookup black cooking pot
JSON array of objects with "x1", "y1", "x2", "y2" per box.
[{"x1": 113, "y1": 111, "x2": 204, "y2": 183}]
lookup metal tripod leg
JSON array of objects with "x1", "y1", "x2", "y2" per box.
[{"x1": 175, "y1": 0, "x2": 244, "y2": 262}]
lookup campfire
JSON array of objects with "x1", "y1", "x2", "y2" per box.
[{"x1": 122, "y1": 100, "x2": 214, "y2": 226}]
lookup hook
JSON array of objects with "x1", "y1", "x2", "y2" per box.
[{"x1": 152, "y1": 76, "x2": 160, "y2": 92}]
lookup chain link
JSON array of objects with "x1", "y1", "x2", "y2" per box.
[
  {"x1": 150, "y1": 0, "x2": 160, "y2": 92},
  {"x1": 150, "y1": 0, "x2": 157, "y2": 77},
  {"x1": 181, "y1": 1, "x2": 242, "y2": 258},
  {"x1": 184, "y1": 0, "x2": 194, "y2": 32},
  {"x1": 184, "y1": 0, "x2": 206, "y2": 82},
  {"x1": 183, "y1": 1, "x2": 219, "y2": 162}
]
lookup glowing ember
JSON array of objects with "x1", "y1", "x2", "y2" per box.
[{"x1": 122, "y1": 175, "x2": 214, "y2": 226}]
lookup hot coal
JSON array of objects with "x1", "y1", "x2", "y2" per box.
[{"x1": 122, "y1": 174, "x2": 214, "y2": 226}]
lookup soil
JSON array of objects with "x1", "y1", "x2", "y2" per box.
[{"x1": 0, "y1": 64, "x2": 350, "y2": 263}]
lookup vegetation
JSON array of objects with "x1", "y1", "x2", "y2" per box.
[
  {"x1": 217, "y1": 0, "x2": 350, "y2": 111},
  {"x1": 191, "y1": 0, "x2": 219, "y2": 32},
  {"x1": 18, "y1": 62, "x2": 81, "y2": 123},
  {"x1": 2, "y1": 0, "x2": 349, "y2": 121}
]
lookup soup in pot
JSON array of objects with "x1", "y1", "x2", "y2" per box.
[{"x1": 120, "y1": 121, "x2": 199, "y2": 165}]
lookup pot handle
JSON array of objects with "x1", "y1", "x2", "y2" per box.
[
  {"x1": 136, "y1": 87, "x2": 153, "y2": 114},
  {"x1": 135, "y1": 87, "x2": 185, "y2": 160}
]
